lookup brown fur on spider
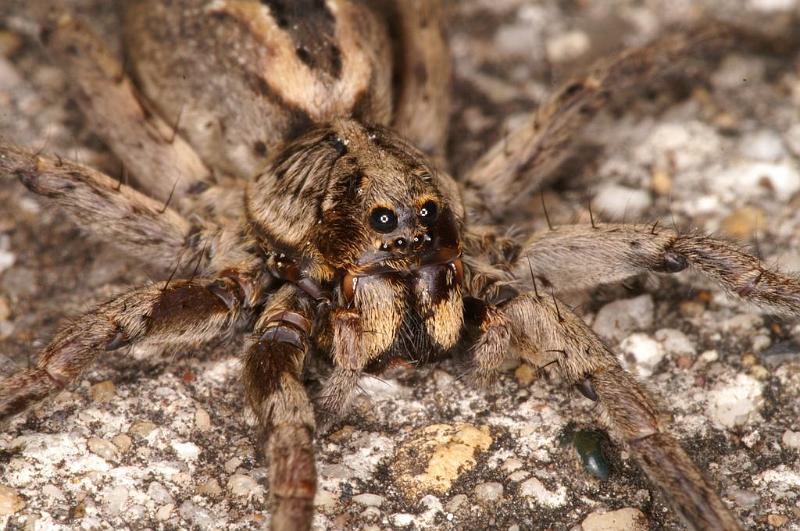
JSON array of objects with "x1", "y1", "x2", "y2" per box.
[{"x1": 1, "y1": 2, "x2": 799, "y2": 530}]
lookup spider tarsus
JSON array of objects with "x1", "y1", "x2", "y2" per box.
[
  {"x1": 656, "y1": 249, "x2": 689, "y2": 273},
  {"x1": 575, "y1": 377, "x2": 598, "y2": 401}
]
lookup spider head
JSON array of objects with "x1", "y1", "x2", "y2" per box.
[{"x1": 246, "y1": 119, "x2": 464, "y2": 278}]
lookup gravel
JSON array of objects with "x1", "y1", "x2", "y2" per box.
[{"x1": 2, "y1": 1, "x2": 800, "y2": 530}]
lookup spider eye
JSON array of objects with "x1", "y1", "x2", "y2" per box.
[
  {"x1": 419, "y1": 200, "x2": 438, "y2": 226},
  {"x1": 369, "y1": 207, "x2": 398, "y2": 233}
]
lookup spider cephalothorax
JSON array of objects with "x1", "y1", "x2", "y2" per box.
[{"x1": 2, "y1": 1, "x2": 800, "y2": 530}]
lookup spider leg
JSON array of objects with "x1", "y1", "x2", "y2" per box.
[
  {"x1": 243, "y1": 286, "x2": 317, "y2": 531},
  {"x1": 462, "y1": 22, "x2": 785, "y2": 222},
  {"x1": 41, "y1": 15, "x2": 214, "y2": 206},
  {"x1": 0, "y1": 271, "x2": 258, "y2": 421},
  {"x1": 388, "y1": 0, "x2": 451, "y2": 162},
  {"x1": 465, "y1": 291, "x2": 742, "y2": 530},
  {"x1": 0, "y1": 144, "x2": 240, "y2": 275},
  {"x1": 518, "y1": 223, "x2": 800, "y2": 316}
]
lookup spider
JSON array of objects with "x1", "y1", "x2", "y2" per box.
[{"x1": 1, "y1": 1, "x2": 799, "y2": 530}]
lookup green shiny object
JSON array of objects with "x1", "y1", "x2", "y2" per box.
[{"x1": 574, "y1": 430, "x2": 610, "y2": 481}]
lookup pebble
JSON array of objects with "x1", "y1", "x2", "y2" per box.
[
  {"x1": 713, "y1": 162, "x2": 800, "y2": 201},
  {"x1": 545, "y1": 30, "x2": 590, "y2": 63},
  {"x1": 0, "y1": 296, "x2": 10, "y2": 321},
  {"x1": 156, "y1": 503, "x2": 174, "y2": 521},
  {"x1": 89, "y1": 380, "x2": 116, "y2": 402},
  {"x1": 391, "y1": 513, "x2": 416, "y2": 527},
  {"x1": 620, "y1": 333, "x2": 665, "y2": 377},
  {"x1": 394, "y1": 423, "x2": 492, "y2": 496},
  {"x1": 721, "y1": 206, "x2": 765, "y2": 239},
  {"x1": 103, "y1": 485, "x2": 128, "y2": 515},
  {"x1": 740, "y1": 130, "x2": 787, "y2": 161},
  {"x1": 352, "y1": 493, "x2": 384, "y2": 507},
  {"x1": 651, "y1": 169, "x2": 672, "y2": 195},
  {"x1": 195, "y1": 408, "x2": 211, "y2": 431},
  {"x1": 767, "y1": 513, "x2": 790, "y2": 527},
  {"x1": 581, "y1": 507, "x2": 648, "y2": 531},
  {"x1": 227, "y1": 474, "x2": 263, "y2": 499},
  {"x1": 129, "y1": 420, "x2": 157, "y2": 438},
  {"x1": 501, "y1": 458, "x2": 524, "y2": 473},
  {"x1": 179, "y1": 500, "x2": 216, "y2": 530},
  {"x1": 171, "y1": 440, "x2": 200, "y2": 461},
  {"x1": 514, "y1": 364, "x2": 536, "y2": 386},
  {"x1": 519, "y1": 477, "x2": 567, "y2": 508},
  {"x1": 446, "y1": 494, "x2": 468, "y2": 513},
  {"x1": 708, "y1": 373, "x2": 763, "y2": 428},
  {"x1": 0, "y1": 485, "x2": 24, "y2": 515},
  {"x1": 197, "y1": 478, "x2": 223, "y2": 497},
  {"x1": 41, "y1": 484, "x2": 65, "y2": 501},
  {"x1": 111, "y1": 433, "x2": 132, "y2": 453},
  {"x1": 593, "y1": 294, "x2": 654, "y2": 343},
  {"x1": 147, "y1": 482, "x2": 174, "y2": 505},
  {"x1": 0, "y1": 249, "x2": 15, "y2": 274},
  {"x1": 593, "y1": 184, "x2": 652, "y2": 220},
  {"x1": 748, "y1": 0, "x2": 796, "y2": 12},
  {"x1": 87, "y1": 437, "x2": 119, "y2": 461},
  {"x1": 759, "y1": 341, "x2": 800, "y2": 369},
  {"x1": 474, "y1": 482, "x2": 503, "y2": 503},
  {"x1": 782, "y1": 430, "x2": 800, "y2": 451}
]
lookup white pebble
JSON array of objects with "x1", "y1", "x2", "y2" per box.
[
  {"x1": 620, "y1": 334, "x2": 665, "y2": 377},
  {"x1": 227, "y1": 473, "x2": 263, "y2": 499},
  {"x1": 0, "y1": 250, "x2": 15, "y2": 274},
  {"x1": 747, "y1": 0, "x2": 796, "y2": 12},
  {"x1": 740, "y1": 130, "x2": 787, "y2": 161},
  {"x1": 593, "y1": 184, "x2": 652, "y2": 220},
  {"x1": 713, "y1": 161, "x2": 800, "y2": 201},
  {"x1": 475, "y1": 481, "x2": 504, "y2": 503},
  {"x1": 708, "y1": 374, "x2": 763, "y2": 428},
  {"x1": 170, "y1": 440, "x2": 200, "y2": 461},
  {"x1": 352, "y1": 493, "x2": 384, "y2": 507},
  {"x1": 593, "y1": 294, "x2": 655, "y2": 343},
  {"x1": 103, "y1": 485, "x2": 128, "y2": 515},
  {"x1": 545, "y1": 30, "x2": 590, "y2": 63},
  {"x1": 519, "y1": 477, "x2": 567, "y2": 508},
  {"x1": 782, "y1": 430, "x2": 800, "y2": 450},
  {"x1": 654, "y1": 328, "x2": 696, "y2": 357}
]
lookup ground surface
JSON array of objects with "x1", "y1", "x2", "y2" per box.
[{"x1": 1, "y1": 1, "x2": 800, "y2": 530}]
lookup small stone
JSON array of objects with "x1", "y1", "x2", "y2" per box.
[
  {"x1": 767, "y1": 514, "x2": 789, "y2": 527},
  {"x1": 740, "y1": 130, "x2": 787, "y2": 161},
  {"x1": 651, "y1": 169, "x2": 672, "y2": 195},
  {"x1": 446, "y1": 494, "x2": 468, "y2": 513},
  {"x1": 0, "y1": 30, "x2": 22, "y2": 57},
  {"x1": 781, "y1": 430, "x2": 800, "y2": 450},
  {"x1": 41, "y1": 484, "x2": 65, "y2": 501},
  {"x1": 104, "y1": 485, "x2": 128, "y2": 515},
  {"x1": 89, "y1": 380, "x2": 116, "y2": 402},
  {"x1": 0, "y1": 485, "x2": 25, "y2": 515},
  {"x1": 721, "y1": 207, "x2": 765, "y2": 239},
  {"x1": 156, "y1": 503, "x2": 174, "y2": 521},
  {"x1": 741, "y1": 353, "x2": 758, "y2": 368},
  {"x1": 514, "y1": 364, "x2": 536, "y2": 386},
  {"x1": 147, "y1": 482, "x2": 174, "y2": 505},
  {"x1": 352, "y1": 493, "x2": 384, "y2": 507},
  {"x1": 750, "y1": 365, "x2": 769, "y2": 380},
  {"x1": 313, "y1": 488, "x2": 337, "y2": 510},
  {"x1": 197, "y1": 477, "x2": 223, "y2": 497},
  {"x1": 111, "y1": 433, "x2": 132, "y2": 453},
  {"x1": 501, "y1": 458, "x2": 523, "y2": 473},
  {"x1": 679, "y1": 301, "x2": 706, "y2": 318},
  {"x1": 594, "y1": 184, "x2": 652, "y2": 220},
  {"x1": 519, "y1": 477, "x2": 568, "y2": 508},
  {"x1": 708, "y1": 373, "x2": 763, "y2": 428},
  {"x1": 171, "y1": 440, "x2": 200, "y2": 461},
  {"x1": 748, "y1": 0, "x2": 796, "y2": 12},
  {"x1": 581, "y1": 507, "x2": 648, "y2": 531},
  {"x1": 391, "y1": 513, "x2": 416, "y2": 527},
  {"x1": 87, "y1": 437, "x2": 119, "y2": 461},
  {"x1": 699, "y1": 350, "x2": 720, "y2": 364},
  {"x1": 129, "y1": 420, "x2": 157, "y2": 438},
  {"x1": 593, "y1": 295, "x2": 655, "y2": 343},
  {"x1": 0, "y1": 296, "x2": 11, "y2": 321},
  {"x1": 227, "y1": 474, "x2": 263, "y2": 499},
  {"x1": 545, "y1": 30, "x2": 590, "y2": 63},
  {"x1": 713, "y1": 162, "x2": 800, "y2": 201},
  {"x1": 224, "y1": 457, "x2": 242, "y2": 474},
  {"x1": 676, "y1": 355, "x2": 694, "y2": 369},
  {"x1": 179, "y1": 500, "x2": 216, "y2": 530},
  {"x1": 474, "y1": 482, "x2": 503, "y2": 503},
  {"x1": 0, "y1": 249, "x2": 15, "y2": 274},
  {"x1": 394, "y1": 423, "x2": 492, "y2": 497},
  {"x1": 195, "y1": 408, "x2": 211, "y2": 431},
  {"x1": 759, "y1": 341, "x2": 800, "y2": 369},
  {"x1": 620, "y1": 333, "x2": 664, "y2": 377}
]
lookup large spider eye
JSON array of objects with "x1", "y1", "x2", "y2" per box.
[
  {"x1": 369, "y1": 207, "x2": 398, "y2": 233},
  {"x1": 419, "y1": 200, "x2": 438, "y2": 226}
]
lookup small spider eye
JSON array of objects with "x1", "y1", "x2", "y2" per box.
[
  {"x1": 419, "y1": 200, "x2": 438, "y2": 226},
  {"x1": 369, "y1": 207, "x2": 398, "y2": 233}
]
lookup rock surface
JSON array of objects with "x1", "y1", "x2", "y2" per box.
[{"x1": 2, "y1": 1, "x2": 800, "y2": 530}]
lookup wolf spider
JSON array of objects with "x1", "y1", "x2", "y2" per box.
[{"x1": 1, "y1": 1, "x2": 799, "y2": 530}]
